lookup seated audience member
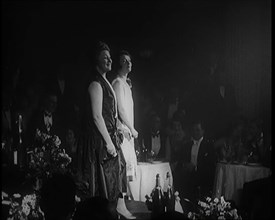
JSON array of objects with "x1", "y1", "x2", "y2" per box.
[
  {"x1": 165, "y1": 116, "x2": 189, "y2": 170},
  {"x1": 46, "y1": 69, "x2": 75, "y2": 125},
  {"x1": 73, "y1": 196, "x2": 116, "y2": 220},
  {"x1": 65, "y1": 127, "x2": 78, "y2": 174},
  {"x1": 180, "y1": 119, "x2": 217, "y2": 201},
  {"x1": 165, "y1": 108, "x2": 188, "y2": 137},
  {"x1": 165, "y1": 116, "x2": 189, "y2": 200},
  {"x1": 162, "y1": 85, "x2": 181, "y2": 129},
  {"x1": 27, "y1": 91, "x2": 64, "y2": 145},
  {"x1": 141, "y1": 113, "x2": 167, "y2": 160},
  {"x1": 40, "y1": 172, "x2": 76, "y2": 220},
  {"x1": 244, "y1": 118, "x2": 264, "y2": 163},
  {"x1": 214, "y1": 117, "x2": 247, "y2": 163}
]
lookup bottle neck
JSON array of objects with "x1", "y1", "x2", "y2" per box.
[
  {"x1": 156, "y1": 176, "x2": 161, "y2": 188},
  {"x1": 166, "y1": 172, "x2": 171, "y2": 185},
  {"x1": 156, "y1": 178, "x2": 160, "y2": 187}
]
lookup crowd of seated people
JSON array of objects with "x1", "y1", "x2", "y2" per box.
[
  {"x1": 141, "y1": 113, "x2": 167, "y2": 160},
  {"x1": 214, "y1": 116, "x2": 270, "y2": 166},
  {"x1": 133, "y1": 78, "x2": 271, "y2": 209},
  {"x1": 1, "y1": 62, "x2": 272, "y2": 220},
  {"x1": 1, "y1": 66, "x2": 82, "y2": 169}
]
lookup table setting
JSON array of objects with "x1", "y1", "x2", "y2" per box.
[{"x1": 131, "y1": 147, "x2": 173, "y2": 202}]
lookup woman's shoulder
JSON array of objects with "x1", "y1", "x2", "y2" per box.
[
  {"x1": 112, "y1": 76, "x2": 123, "y2": 85},
  {"x1": 87, "y1": 78, "x2": 103, "y2": 94},
  {"x1": 87, "y1": 72, "x2": 104, "y2": 86},
  {"x1": 112, "y1": 77, "x2": 125, "y2": 91}
]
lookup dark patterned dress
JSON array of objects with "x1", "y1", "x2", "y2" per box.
[{"x1": 76, "y1": 71, "x2": 126, "y2": 201}]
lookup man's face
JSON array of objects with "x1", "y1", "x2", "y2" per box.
[
  {"x1": 46, "y1": 95, "x2": 57, "y2": 113},
  {"x1": 152, "y1": 116, "x2": 161, "y2": 132},
  {"x1": 172, "y1": 121, "x2": 182, "y2": 133},
  {"x1": 192, "y1": 123, "x2": 204, "y2": 140}
]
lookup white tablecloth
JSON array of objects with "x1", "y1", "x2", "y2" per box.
[
  {"x1": 213, "y1": 162, "x2": 271, "y2": 205},
  {"x1": 130, "y1": 162, "x2": 173, "y2": 202}
]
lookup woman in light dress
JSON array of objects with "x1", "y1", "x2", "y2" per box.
[{"x1": 112, "y1": 50, "x2": 138, "y2": 201}]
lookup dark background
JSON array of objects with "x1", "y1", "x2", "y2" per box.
[{"x1": 1, "y1": 0, "x2": 271, "y2": 131}]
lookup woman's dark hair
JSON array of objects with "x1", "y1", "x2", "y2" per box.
[
  {"x1": 91, "y1": 41, "x2": 110, "y2": 65},
  {"x1": 118, "y1": 50, "x2": 132, "y2": 68}
]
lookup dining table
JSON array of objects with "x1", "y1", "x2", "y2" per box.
[
  {"x1": 130, "y1": 161, "x2": 173, "y2": 202},
  {"x1": 212, "y1": 162, "x2": 271, "y2": 206}
]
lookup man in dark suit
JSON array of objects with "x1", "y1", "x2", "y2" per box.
[
  {"x1": 178, "y1": 119, "x2": 217, "y2": 202},
  {"x1": 45, "y1": 68, "x2": 79, "y2": 131},
  {"x1": 27, "y1": 91, "x2": 64, "y2": 147},
  {"x1": 141, "y1": 113, "x2": 167, "y2": 160}
]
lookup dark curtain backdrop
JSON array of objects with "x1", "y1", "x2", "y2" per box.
[
  {"x1": 222, "y1": 0, "x2": 271, "y2": 131},
  {"x1": 1, "y1": 0, "x2": 271, "y2": 131}
]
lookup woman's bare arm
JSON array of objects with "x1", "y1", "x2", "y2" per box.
[{"x1": 88, "y1": 82, "x2": 117, "y2": 156}]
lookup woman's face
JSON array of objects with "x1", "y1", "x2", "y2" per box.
[
  {"x1": 120, "y1": 54, "x2": 132, "y2": 73},
  {"x1": 97, "y1": 50, "x2": 112, "y2": 73}
]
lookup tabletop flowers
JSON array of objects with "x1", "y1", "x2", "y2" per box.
[
  {"x1": 187, "y1": 196, "x2": 242, "y2": 220},
  {"x1": 2, "y1": 191, "x2": 44, "y2": 220},
  {"x1": 28, "y1": 129, "x2": 72, "y2": 180}
]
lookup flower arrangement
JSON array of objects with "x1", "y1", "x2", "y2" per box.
[
  {"x1": 28, "y1": 129, "x2": 72, "y2": 179},
  {"x1": 187, "y1": 196, "x2": 242, "y2": 220},
  {"x1": 2, "y1": 191, "x2": 82, "y2": 220},
  {"x1": 2, "y1": 192, "x2": 44, "y2": 220}
]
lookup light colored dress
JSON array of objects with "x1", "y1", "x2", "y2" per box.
[{"x1": 112, "y1": 77, "x2": 138, "y2": 181}]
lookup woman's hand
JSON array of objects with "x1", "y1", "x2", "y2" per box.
[
  {"x1": 106, "y1": 143, "x2": 117, "y2": 157},
  {"x1": 124, "y1": 132, "x2": 131, "y2": 141},
  {"x1": 131, "y1": 128, "x2": 138, "y2": 139}
]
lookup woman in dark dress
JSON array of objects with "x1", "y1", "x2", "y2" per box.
[{"x1": 76, "y1": 41, "x2": 135, "y2": 219}]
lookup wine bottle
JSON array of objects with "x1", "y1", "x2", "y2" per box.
[
  {"x1": 151, "y1": 174, "x2": 165, "y2": 218},
  {"x1": 164, "y1": 172, "x2": 175, "y2": 212}
]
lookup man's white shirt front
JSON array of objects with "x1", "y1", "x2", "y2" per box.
[
  {"x1": 44, "y1": 112, "x2": 52, "y2": 132},
  {"x1": 191, "y1": 136, "x2": 204, "y2": 170}
]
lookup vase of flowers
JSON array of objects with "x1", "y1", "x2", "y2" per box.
[
  {"x1": 28, "y1": 129, "x2": 72, "y2": 190},
  {"x1": 2, "y1": 192, "x2": 44, "y2": 220},
  {"x1": 187, "y1": 196, "x2": 242, "y2": 220}
]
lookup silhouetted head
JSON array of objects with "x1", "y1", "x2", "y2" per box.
[
  {"x1": 73, "y1": 196, "x2": 115, "y2": 220},
  {"x1": 40, "y1": 173, "x2": 76, "y2": 220}
]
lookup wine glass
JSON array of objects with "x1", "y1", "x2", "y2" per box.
[
  {"x1": 150, "y1": 150, "x2": 156, "y2": 161},
  {"x1": 135, "y1": 149, "x2": 140, "y2": 161}
]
